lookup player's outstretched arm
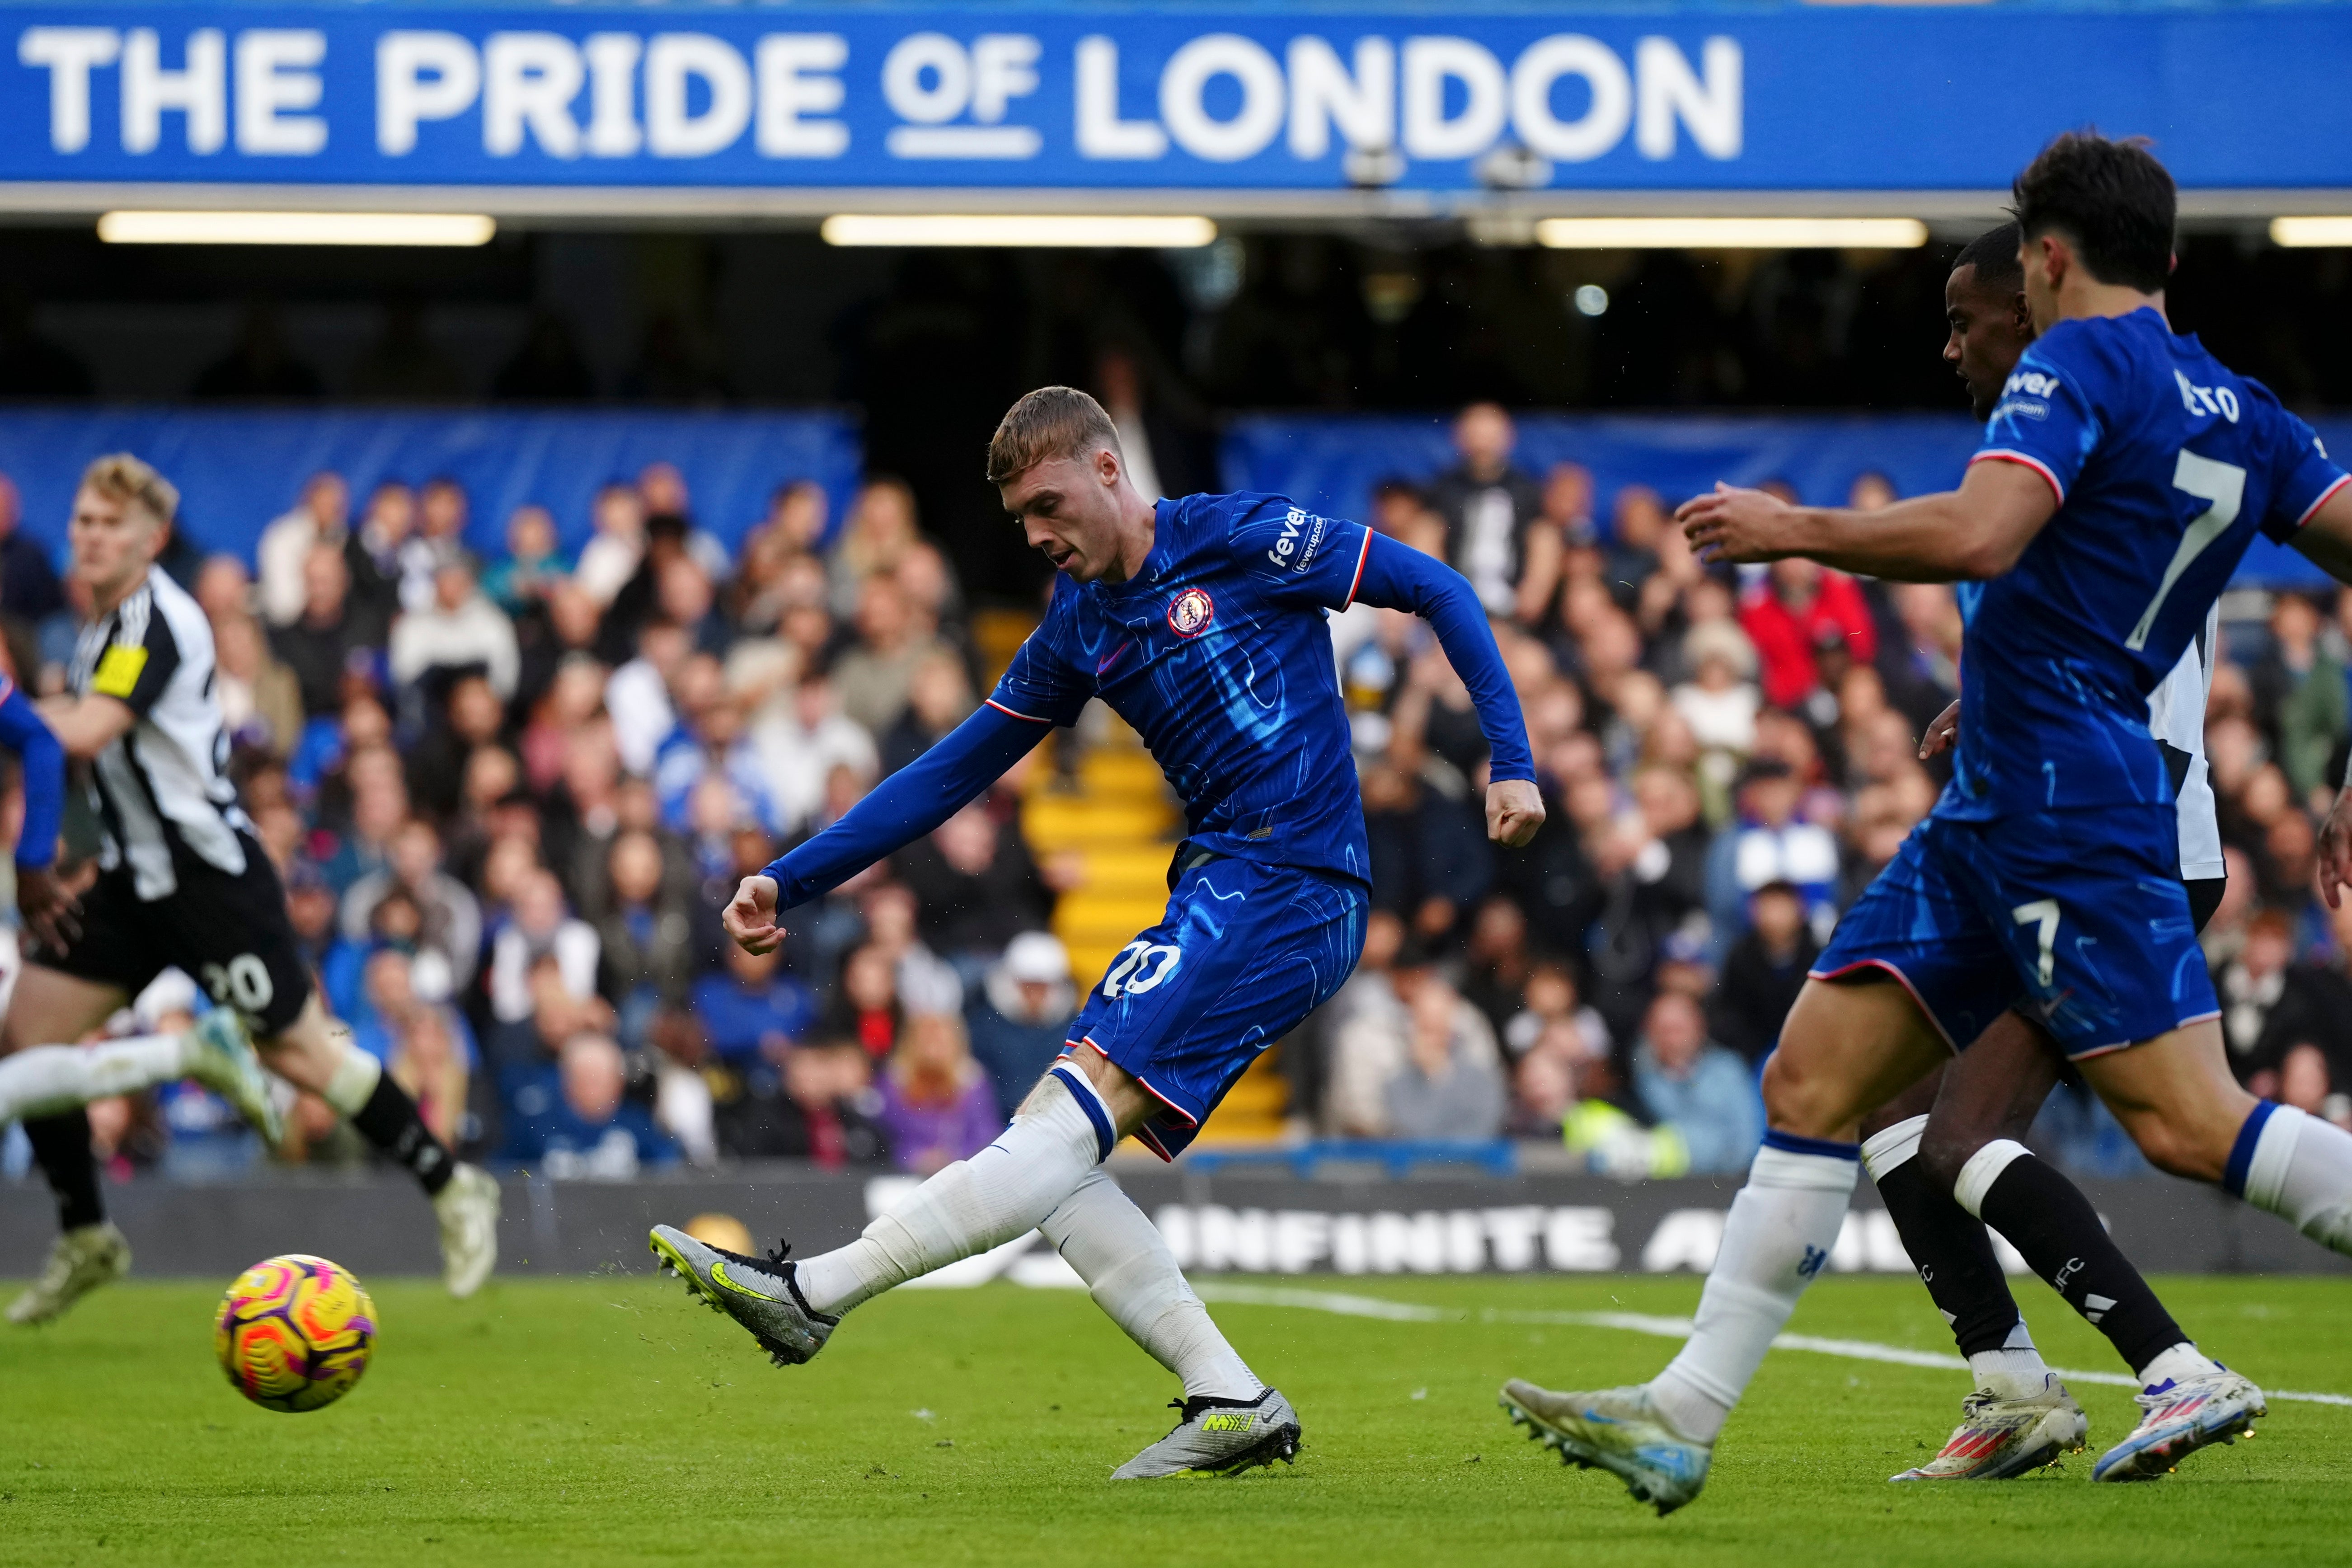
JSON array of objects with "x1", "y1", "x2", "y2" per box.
[
  {"x1": 1351, "y1": 533, "x2": 1545, "y2": 847},
  {"x1": 33, "y1": 691, "x2": 137, "y2": 761},
  {"x1": 2288, "y1": 480, "x2": 2352, "y2": 586},
  {"x1": 0, "y1": 683, "x2": 76, "y2": 948},
  {"x1": 738, "y1": 701, "x2": 1052, "y2": 948},
  {"x1": 1678, "y1": 460, "x2": 2058, "y2": 582},
  {"x1": 0, "y1": 684, "x2": 66, "y2": 873}
]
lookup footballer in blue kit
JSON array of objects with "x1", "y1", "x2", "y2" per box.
[
  {"x1": 1506, "y1": 132, "x2": 2352, "y2": 1513},
  {"x1": 986, "y1": 484, "x2": 1532, "y2": 1153},
  {"x1": 652, "y1": 384, "x2": 1540, "y2": 1477},
  {"x1": 1814, "y1": 298, "x2": 2349, "y2": 1058}
]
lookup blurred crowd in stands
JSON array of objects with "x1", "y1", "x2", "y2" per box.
[{"x1": 4, "y1": 389, "x2": 2351, "y2": 1187}]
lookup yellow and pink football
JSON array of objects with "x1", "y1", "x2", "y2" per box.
[{"x1": 213, "y1": 1254, "x2": 377, "y2": 1413}]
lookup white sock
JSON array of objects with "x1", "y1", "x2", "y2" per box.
[
  {"x1": 322, "y1": 1042, "x2": 383, "y2": 1117},
  {"x1": 1969, "y1": 1319, "x2": 2052, "y2": 1400},
  {"x1": 1649, "y1": 1139, "x2": 1858, "y2": 1445},
  {"x1": 1951, "y1": 1139, "x2": 2031, "y2": 1219},
  {"x1": 1859, "y1": 1115, "x2": 1927, "y2": 1183},
  {"x1": 1042, "y1": 1168, "x2": 1263, "y2": 1402},
  {"x1": 2136, "y1": 1340, "x2": 2224, "y2": 1389},
  {"x1": 797, "y1": 1066, "x2": 1109, "y2": 1317},
  {"x1": 2239, "y1": 1103, "x2": 2352, "y2": 1256},
  {"x1": 0, "y1": 1035, "x2": 192, "y2": 1122}
]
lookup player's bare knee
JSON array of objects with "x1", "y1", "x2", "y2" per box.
[
  {"x1": 2123, "y1": 1116, "x2": 2228, "y2": 1183},
  {"x1": 1760, "y1": 1049, "x2": 1847, "y2": 1141}
]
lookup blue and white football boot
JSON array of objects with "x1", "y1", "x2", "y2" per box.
[
  {"x1": 2092, "y1": 1367, "x2": 2266, "y2": 1482},
  {"x1": 1500, "y1": 1379, "x2": 1711, "y2": 1515}
]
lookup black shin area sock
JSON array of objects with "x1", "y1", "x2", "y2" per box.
[
  {"x1": 1975, "y1": 1153, "x2": 2185, "y2": 1376},
  {"x1": 349, "y1": 1075, "x2": 455, "y2": 1196},
  {"x1": 24, "y1": 1110, "x2": 105, "y2": 1230},
  {"x1": 1875, "y1": 1158, "x2": 2024, "y2": 1357}
]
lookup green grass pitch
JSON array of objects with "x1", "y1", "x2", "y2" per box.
[{"x1": 3, "y1": 1272, "x2": 2348, "y2": 1566}]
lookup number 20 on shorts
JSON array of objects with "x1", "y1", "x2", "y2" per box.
[
  {"x1": 1102, "y1": 941, "x2": 1181, "y2": 999},
  {"x1": 200, "y1": 954, "x2": 275, "y2": 1015}
]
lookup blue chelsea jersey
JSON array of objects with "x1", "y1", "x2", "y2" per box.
[
  {"x1": 1944, "y1": 308, "x2": 2349, "y2": 820},
  {"x1": 990, "y1": 492, "x2": 1375, "y2": 883}
]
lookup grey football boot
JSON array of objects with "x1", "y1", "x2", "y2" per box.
[
  {"x1": 7, "y1": 1222, "x2": 132, "y2": 1325},
  {"x1": 649, "y1": 1223, "x2": 837, "y2": 1366},
  {"x1": 1113, "y1": 1389, "x2": 1302, "y2": 1479},
  {"x1": 434, "y1": 1164, "x2": 502, "y2": 1298}
]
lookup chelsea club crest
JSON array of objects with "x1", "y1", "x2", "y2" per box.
[{"x1": 1167, "y1": 587, "x2": 1215, "y2": 639}]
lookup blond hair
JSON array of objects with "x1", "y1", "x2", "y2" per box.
[
  {"x1": 80, "y1": 453, "x2": 178, "y2": 526},
  {"x1": 985, "y1": 386, "x2": 1121, "y2": 485}
]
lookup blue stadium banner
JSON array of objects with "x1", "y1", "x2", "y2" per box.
[
  {"x1": 0, "y1": 408, "x2": 863, "y2": 563},
  {"x1": 0, "y1": 5, "x2": 2347, "y2": 198}
]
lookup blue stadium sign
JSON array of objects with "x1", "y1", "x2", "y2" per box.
[{"x1": 0, "y1": 5, "x2": 2347, "y2": 206}]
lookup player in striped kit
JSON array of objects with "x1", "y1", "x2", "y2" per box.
[{"x1": 4, "y1": 455, "x2": 499, "y2": 1324}]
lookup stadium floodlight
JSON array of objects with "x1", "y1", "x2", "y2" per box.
[
  {"x1": 1534, "y1": 218, "x2": 1929, "y2": 249},
  {"x1": 820, "y1": 214, "x2": 1217, "y2": 248},
  {"x1": 96, "y1": 211, "x2": 497, "y2": 246},
  {"x1": 2271, "y1": 216, "x2": 2352, "y2": 247}
]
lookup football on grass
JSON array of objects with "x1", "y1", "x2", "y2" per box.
[{"x1": 214, "y1": 1254, "x2": 377, "y2": 1413}]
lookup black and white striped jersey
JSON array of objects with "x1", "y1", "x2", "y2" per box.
[
  {"x1": 68, "y1": 566, "x2": 251, "y2": 901},
  {"x1": 2147, "y1": 601, "x2": 2223, "y2": 883}
]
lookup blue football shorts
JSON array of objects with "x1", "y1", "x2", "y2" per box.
[
  {"x1": 1811, "y1": 806, "x2": 2219, "y2": 1059},
  {"x1": 1064, "y1": 848, "x2": 1368, "y2": 1159}
]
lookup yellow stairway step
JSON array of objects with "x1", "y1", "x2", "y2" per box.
[
  {"x1": 971, "y1": 608, "x2": 1038, "y2": 688},
  {"x1": 1053, "y1": 911, "x2": 1173, "y2": 950},
  {"x1": 1188, "y1": 1053, "x2": 1292, "y2": 1146},
  {"x1": 1023, "y1": 799, "x2": 1179, "y2": 852},
  {"x1": 1073, "y1": 848, "x2": 1176, "y2": 897}
]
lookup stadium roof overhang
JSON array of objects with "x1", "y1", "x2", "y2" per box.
[{"x1": 0, "y1": 0, "x2": 2344, "y2": 235}]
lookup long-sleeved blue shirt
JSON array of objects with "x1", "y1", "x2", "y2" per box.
[
  {"x1": 0, "y1": 676, "x2": 65, "y2": 870},
  {"x1": 765, "y1": 493, "x2": 1531, "y2": 910}
]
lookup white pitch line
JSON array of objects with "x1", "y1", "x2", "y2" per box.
[
  {"x1": 1193, "y1": 1283, "x2": 2352, "y2": 1409},
  {"x1": 1196, "y1": 1283, "x2": 1449, "y2": 1322}
]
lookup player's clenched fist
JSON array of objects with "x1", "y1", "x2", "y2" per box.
[
  {"x1": 724, "y1": 874, "x2": 784, "y2": 955},
  {"x1": 1486, "y1": 777, "x2": 1546, "y2": 848}
]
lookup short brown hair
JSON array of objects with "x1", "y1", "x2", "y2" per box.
[
  {"x1": 986, "y1": 386, "x2": 1121, "y2": 485},
  {"x1": 80, "y1": 453, "x2": 178, "y2": 526},
  {"x1": 2012, "y1": 130, "x2": 2174, "y2": 293}
]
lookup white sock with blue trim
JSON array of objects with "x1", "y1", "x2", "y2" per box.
[
  {"x1": 1648, "y1": 1135, "x2": 1859, "y2": 1445},
  {"x1": 795, "y1": 1066, "x2": 1111, "y2": 1317},
  {"x1": 1043, "y1": 1168, "x2": 1263, "y2": 1402},
  {"x1": 2235, "y1": 1102, "x2": 2352, "y2": 1257}
]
